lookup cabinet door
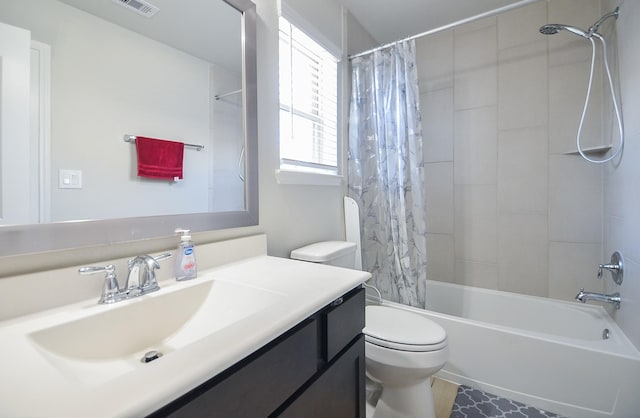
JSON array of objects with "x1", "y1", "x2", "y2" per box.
[
  {"x1": 277, "y1": 335, "x2": 365, "y2": 418},
  {"x1": 325, "y1": 288, "x2": 365, "y2": 362},
  {"x1": 151, "y1": 318, "x2": 319, "y2": 418}
]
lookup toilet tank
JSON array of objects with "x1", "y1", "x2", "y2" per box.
[{"x1": 290, "y1": 241, "x2": 357, "y2": 269}]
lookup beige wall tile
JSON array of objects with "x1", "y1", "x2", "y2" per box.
[
  {"x1": 422, "y1": 89, "x2": 454, "y2": 163},
  {"x1": 426, "y1": 233, "x2": 455, "y2": 283},
  {"x1": 548, "y1": 154, "x2": 603, "y2": 243},
  {"x1": 548, "y1": 241, "x2": 603, "y2": 301},
  {"x1": 614, "y1": 0, "x2": 640, "y2": 137},
  {"x1": 546, "y1": 0, "x2": 604, "y2": 67},
  {"x1": 454, "y1": 67, "x2": 498, "y2": 110},
  {"x1": 548, "y1": 0, "x2": 603, "y2": 31},
  {"x1": 498, "y1": 126, "x2": 548, "y2": 213},
  {"x1": 454, "y1": 16, "x2": 496, "y2": 37},
  {"x1": 603, "y1": 131, "x2": 640, "y2": 221},
  {"x1": 413, "y1": 0, "x2": 609, "y2": 305},
  {"x1": 454, "y1": 25, "x2": 497, "y2": 73},
  {"x1": 606, "y1": 257, "x2": 640, "y2": 347},
  {"x1": 454, "y1": 185, "x2": 497, "y2": 263},
  {"x1": 498, "y1": 213, "x2": 548, "y2": 297},
  {"x1": 605, "y1": 214, "x2": 640, "y2": 279},
  {"x1": 498, "y1": 41, "x2": 548, "y2": 130},
  {"x1": 497, "y1": 1, "x2": 547, "y2": 51},
  {"x1": 455, "y1": 260, "x2": 498, "y2": 289},
  {"x1": 416, "y1": 30, "x2": 453, "y2": 92},
  {"x1": 601, "y1": 0, "x2": 640, "y2": 350},
  {"x1": 425, "y1": 162, "x2": 454, "y2": 234},
  {"x1": 454, "y1": 107, "x2": 497, "y2": 185},
  {"x1": 548, "y1": 36, "x2": 593, "y2": 68},
  {"x1": 454, "y1": 24, "x2": 497, "y2": 110},
  {"x1": 549, "y1": 61, "x2": 603, "y2": 154}
]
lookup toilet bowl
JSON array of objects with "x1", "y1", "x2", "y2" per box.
[
  {"x1": 291, "y1": 239, "x2": 449, "y2": 418},
  {"x1": 365, "y1": 305, "x2": 448, "y2": 418}
]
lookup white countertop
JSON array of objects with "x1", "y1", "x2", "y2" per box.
[{"x1": 0, "y1": 255, "x2": 370, "y2": 417}]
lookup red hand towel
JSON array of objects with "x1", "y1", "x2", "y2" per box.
[{"x1": 135, "y1": 136, "x2": 185, "y2": 180}]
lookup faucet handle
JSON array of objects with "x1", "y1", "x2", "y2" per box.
[
  {"x1": 597, "y1": 251, "x2": 624, "y2": 285},
  {"x1": 79, "y1": 264, "x2": 121, "y2": 304},
  {"x1": 153, "y1": 252, "x2": 172, "y2": 263},
  {"x1": 141, "y1": 255, "x2": 160, "y2": 289},
  {"x1": 144, "y1": 252, "x2": 172, "y2": 289}
]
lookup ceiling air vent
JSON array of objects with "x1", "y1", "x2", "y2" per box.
[{"x1": 112, "y1": 0, "x2": 159, "y2": 18}]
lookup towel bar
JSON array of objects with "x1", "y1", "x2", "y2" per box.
[
  {"x1": 214, "y1": 89, "x2": 242, "y2": 100},
  {"x1": 124, "y1": 135, "x2": 204, "y2": 151}
]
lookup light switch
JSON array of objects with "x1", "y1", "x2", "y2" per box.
[{"x1": 59, "y1": 169, "x2": 83, "y2": 189}]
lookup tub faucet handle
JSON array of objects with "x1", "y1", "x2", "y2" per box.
[{"x1": 597, "y1": 251, "x2": 623, "y2": 285}]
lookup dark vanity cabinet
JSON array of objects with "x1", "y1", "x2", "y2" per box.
[{"x1": 150, "y1": 286, "x2": 365, "y2": 418}]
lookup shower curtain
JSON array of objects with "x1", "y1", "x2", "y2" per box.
[{"x1": 348, "y1": 40, "x2": 427, "y2": 308}]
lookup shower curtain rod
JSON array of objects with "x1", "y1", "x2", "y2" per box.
[{"x1": 349, "y1": 0, "x2": 543, "y2": 60}]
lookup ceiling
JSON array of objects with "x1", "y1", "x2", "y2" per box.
[
  {"x1": 334, "y1": 0, "x2": 538, "y2": 45},
  {"x1": 59, "y1": 0, "x2": 242, "y2": 70}
]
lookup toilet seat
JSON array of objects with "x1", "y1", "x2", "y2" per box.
[
  {"x1": 365, "y1": 334, "x2": 448, "y2": 352},
  {"x1": 364, "y1": 305, "x2": 447, "y2": 352}
]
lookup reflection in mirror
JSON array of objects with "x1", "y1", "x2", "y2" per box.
[
  {"x1": 1, "y1": 0, "x2": 244, "y2": 223},
  {"x1": 0, "y1": 0, "x2": 258, "y2": 256}
]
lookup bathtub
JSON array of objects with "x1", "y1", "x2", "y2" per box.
[{"x1": 376, "y1": 281, "x2": 640, "y2": 418}]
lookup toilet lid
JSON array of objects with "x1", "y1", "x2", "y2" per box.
[{"x1": 364, "y1": 305, "x2": 447, "y2": 350}]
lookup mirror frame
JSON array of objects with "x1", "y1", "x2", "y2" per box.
[{"x1": 0, "y1": 0, "x2": 258, "y2": 257}]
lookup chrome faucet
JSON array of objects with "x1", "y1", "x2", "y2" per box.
[
  {"x1": 575, "y1": 288, "x2": 621, "y2": 309},
  {"x1": 80, "y1": 252, "x2": 171, "y2": 304},
  {"x1": 126, "y1": 254, "x2": 170, "y2": 296}
]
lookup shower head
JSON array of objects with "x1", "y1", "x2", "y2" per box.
[
  {"x1": 539, "y1": 24, "x2": 590, "y2": 38},
  {"x1": 539, "y1": 24, "x2": 561, "y2": 35}
]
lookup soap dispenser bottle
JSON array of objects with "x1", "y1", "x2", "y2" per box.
[{"x1": 175, "y1": 229, "x2": 197, "y2": 281}]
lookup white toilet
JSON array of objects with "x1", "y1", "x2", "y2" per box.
[{"x1": 291, "y1": 240, "x2": 449, "y2": 418}]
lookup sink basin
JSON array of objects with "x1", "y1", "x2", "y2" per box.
[{"x1": 28, "y1": 279, "x2": 283, "y2": 384}]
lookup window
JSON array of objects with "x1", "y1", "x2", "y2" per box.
[{"x1": 279, "y1": 16, "x2": 338, "y2": 175}]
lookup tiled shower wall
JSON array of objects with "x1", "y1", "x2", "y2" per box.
[
  {"x1": 602, "y1": 0, "x2": 640, "y2": 349},
  {"x1": 419, "y1": 0, "x2": 608, "y2": 300}
]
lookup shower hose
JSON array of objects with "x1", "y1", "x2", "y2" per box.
[{"x1": 577, "y1": 35, "x2": 624, "y2": 164}]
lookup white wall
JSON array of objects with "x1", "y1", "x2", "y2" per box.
[
  {"x1": 209, "y1": 63, "x2": 244, "y2": 212},
  {"x1": 419, "y1": 0, "x2": 607, "y2": 300},
  {"x1": 1, "y1": 1, "x2": 213, "y2": 221},
  {"x1": 602, "y1": 0, "x2": 640, "y2": 350}
]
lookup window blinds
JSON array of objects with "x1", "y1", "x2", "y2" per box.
[{"x1": 279, "y1": 16, "x2": 338, "y2": 173}]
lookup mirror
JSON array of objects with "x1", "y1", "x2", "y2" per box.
[{"x1": 0, "y1": 0, "x2": 257, "y2": 256}]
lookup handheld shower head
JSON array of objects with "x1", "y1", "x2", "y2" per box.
[
  {"x1": 539, "y1": 24, "x2": 590, "y2": 38},
  {"x1": 539, "y1": 24, "x2": 561, "y2": 35}
]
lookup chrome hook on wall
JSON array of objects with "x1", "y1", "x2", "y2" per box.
[{"x1": 597, "y1": 251, "x2": 623, "y2": 285}]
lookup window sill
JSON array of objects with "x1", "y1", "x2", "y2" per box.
[{"x1": 275, "y1": 169, "x2": 343, "y2": 186}]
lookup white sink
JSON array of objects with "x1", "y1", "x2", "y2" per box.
[
  {"x1": 0, "y1": 251, "x2": 370, "y2": 418},
  {"x1": 28, "y1": 279, "x2": 283, "y2": 385}
]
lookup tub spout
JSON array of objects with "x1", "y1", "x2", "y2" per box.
[{"x1": 575, "y1": 288, "x2": 621, "y2": 309}]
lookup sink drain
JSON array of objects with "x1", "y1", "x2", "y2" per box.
[{"x1": 141, "y1": 350, "x2": 163, "y2": 363}]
